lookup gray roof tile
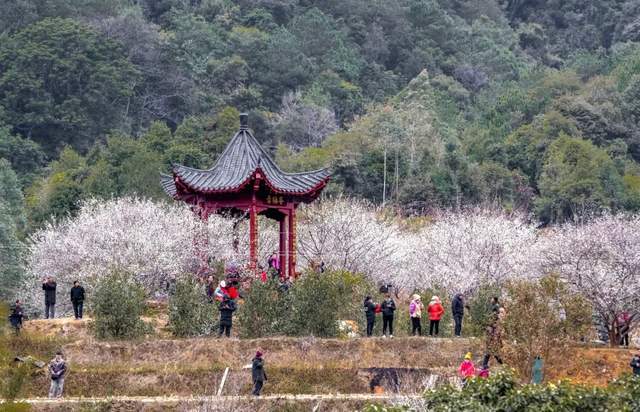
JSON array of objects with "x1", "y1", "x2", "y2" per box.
[{"x1": 160, "y1": 119, "x2": 330, "y2": 197}]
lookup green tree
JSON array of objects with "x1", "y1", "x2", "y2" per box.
[
  {"x1": 0, "y1": 18, "x2": 137, "y2": 153},
  {"x1": 93, "y1": 271, "x2": 149, "y2": 340},
  {"x1": 536, "y1": 135, "x2": 624, "y2": 223},
  {"x1": 0, "y1": 126, "x2": 45, "y2": 188},
  {"x1": 0, "y1": 159, "x2": 25, "y2": 298},
  {"x1": 168, "y1": 277, "x2": 217, "y2": 337}
]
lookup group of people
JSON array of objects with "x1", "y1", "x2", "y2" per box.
[
  {"x1": 205, "y1": 276, "x2": 240, "y2": 337},
  {"x1": 42, "y1": 277, "x2": 86, "y2": 320},
  {"x1": 8, "y1": 277, "x2": 86, "y2": 334},
  {"x1": 363, "y1": 292, "x2": 468, "y2": 338}
]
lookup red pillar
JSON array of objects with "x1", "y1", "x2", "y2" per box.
[
  {"x1": 288, "y1": 207, "x2": 297, "y2": 278},
  {"x1": 279, "y1": 216, "x2": 287, "y2": 278},
  {"x1": 249, "y1": 204, "x2": 257, "y2": 273}
]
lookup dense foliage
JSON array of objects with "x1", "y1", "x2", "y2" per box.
[
  {"x1": 1, "y1": 0, "x2": 640, "y2": 231},
  {"x1": 168, "y1": 277, "x2": 218, "y2": 337},
  {"x1": 238, "y1": 270, "x2": 372, "y2": 338},
  {"x1": 92, "y1": 271, "x2": 150, "y2": 340},
  {"x1": 366, "y1": 371, "x2": 640, "y2": 412}
]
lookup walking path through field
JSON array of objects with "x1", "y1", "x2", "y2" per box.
[{"x1": 7, "y1": 394, "x2": 423, "y2": 405}]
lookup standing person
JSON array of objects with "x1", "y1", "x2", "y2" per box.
[
  {"x1": 482, "y1": 325, "x2": 504, "y2": 369},
  {"x1": 218, "y1": 295, "x2": 237, "y2": 338},
  {"x1": 531, "y1": 355, "x2": 544, "y2": 384},
  {"x1": 381, "y1": 294, "x2": 396, "y2": 338},
  {"x1": 42, "y1": 277, "x2": 57, "y2": 319},
  {"x1": 206, "y1": 276, "x2": 216, "y2": 301},
  {"x1": 618, "y1": 312, "x2": 631, "y2": 347},
  {"x1": 452, "y1": 293, "x2": 464, "y2": 337},
  {"x1": 409, "y1": 294, "x2": 424, "y2": 336},
  {"x1": 251, "y1": 351, "x2": 267, "y2": 396},
  {"x1": 491, "y1": 297, "x2": 500, "y2": 325},
  {"x1": 48, "y1": 351, "x2": 67, "y2": 398},
  {"x1": 631, "y1": 353, "x2": 640, "y2": 377},
  {"x1": 427, "y1": 296, "x2": 445, "y2": 337},
  {"x1": 8, "y1": 300, "x2": 24, "y2": 334},
  {"x1": 69, "y1": 281, "x2": 85, "y2": 320},
  {"x1": 364, "y1": 296, "x2": 377, "y2": 337},
  {"x1": 458, "y1": 352, "x2": 475, "y2": 386},
  {"x1": 267, "y1": 252, "x2": 280, "y2": 278}
]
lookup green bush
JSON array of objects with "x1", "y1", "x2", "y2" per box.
[
  {"x1": 238, "y1": 270, "x2": 373, "y2": 338},
  {"x1": 92, "y1": 271, "x2": 150, "y2": 340},
  {"x1": 466, "y1": 283, "x2": 502, "y2": 337},
  {"x1": 168, "y1": 277, "x2": 217, "y2": 337},
  {"x1": 286, "y1": 270, "x2": 369, "y2": 337},
  {"x1": 366, "y1": 370, "x2": 640, "y2": 412},
  {"x1": 237, "y1": 278, "x2": 291, "y2": 338}
]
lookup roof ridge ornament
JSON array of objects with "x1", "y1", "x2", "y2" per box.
[{"x1": 239, "y1": 113, "x2": 249, "y2": 131}]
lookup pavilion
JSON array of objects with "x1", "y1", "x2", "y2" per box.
[{"x1": 160, "y1": 113, "x2": 330, "y2": 278}]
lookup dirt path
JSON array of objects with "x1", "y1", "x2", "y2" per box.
[{"x1": 10, "y1": 394, "x2": 423, "y2": 404}]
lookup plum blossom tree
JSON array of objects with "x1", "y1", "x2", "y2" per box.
[
  {"x1": 23, "y1": 198, "x2": 240, "y2": 314},
  {"x1": 297, "y1": 197, "x2": 404, "y2": 281},
  {"x1": 540, "y1": 214, "x2": 640, "y2": 346},
  {"x1": 403, "y1": 208, "x2": 539, "y2": 295}
]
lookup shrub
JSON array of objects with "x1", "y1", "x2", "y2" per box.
[
  {"x1": 286, "y1": 270, "x2": 371, "y2": 337},
  {"x1": 238, "y1": 270, "x2": 373, "y2": 338},
  {"x1": 237, "y1": 279, "x2": 291, "y2": 338},
  {"x1": 502, "y1": 275, "x2": 593, "y2": 380},
  {"x1": 466, "y1": 282, "x2": 502, "y2": 337},
  {"x1": 168, "y1": 277, "x2": 217, "y2": 337},
  {"x1": 92, "y1": 271, "x2": 150, "y2": 340},
  {"x1": 367, "y1": 370, "x2": 640, "y2": 411}
]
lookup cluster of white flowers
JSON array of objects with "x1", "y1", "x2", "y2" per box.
[
  {"x1": 403, "y1": 208, "x2": 539, "y2": 294},
  {"x1": 20, "y1": 197, "x2": 640, "y2": 329}
]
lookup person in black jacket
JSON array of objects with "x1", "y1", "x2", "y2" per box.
[
  {"x1": 452, "y1": 293, "x2": 464, "y2": 337},
  {"x1": 42, "y1": 277, "x2": 57, "y2": 319},
  {"x1": 70, "y1": 281, "x2": 85, "y2": 320},
  {"x1": 381, "y1": 294, "x2": 396, "y2": 338},
  {"x1": 251, "y1": 351, "x2": 267, "y2": 396},
  {"x1": 218, "y1": 295, "x2": 237, "y2": 337},
  {"x1": 9, "y1": 300, "x2": 24, "y2": 334},
  {"x1": 364, "y1": 296, "x2": 377, "y2": 337}
]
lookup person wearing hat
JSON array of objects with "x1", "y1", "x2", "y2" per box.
[
  {"x1": 409, "y1": 294, "x2": 424, "y2": 336},
  {"x1": 458, "y1": 352, "x2": 476, "y2": 386},
  {"x1": 48, "y1": 351, "x2": 67, "y2": 398},
  {"x1": 252, "y1": 351, "x2": 267, "y2": 396},
  {"x1": 214, "y1": 280, "x2": 229, "y2": 302},
  {"x1": 427, "y1": 296, "x2": 445, "y2": 337}
]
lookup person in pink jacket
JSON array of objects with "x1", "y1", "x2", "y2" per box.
[
  {"x1": 409, "y1": 294, "x2": 424, "y2": 336},
  {"x1": 427, "y1": 296, "x2": 445, "y2": 336},
  {"x1": 458, "y1": 352, "x2": 475, "y2": 386}
]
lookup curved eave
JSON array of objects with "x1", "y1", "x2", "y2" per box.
[{"x1": 172, "y1": 167, "x2": 331, "y2": 196}]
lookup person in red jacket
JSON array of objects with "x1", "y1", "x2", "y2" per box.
[
  {"x1": 458, "y1": 352, "x2": 475, "y2": 386},
  {"x1": 427, "y1": 296, "x2": 445, "y2": 336}
]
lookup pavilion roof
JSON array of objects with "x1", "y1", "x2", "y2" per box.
[{"x1": 161, "y1": 114, "x2": 330, "y2": 197}]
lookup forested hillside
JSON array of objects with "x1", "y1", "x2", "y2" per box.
[{"x1": 2, "y1": 0, "x2": 640, "y2": 238}]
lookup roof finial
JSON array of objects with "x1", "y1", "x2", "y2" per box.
[{"x1": 239, "y1": 113, "x2": 248, "y2": 131}]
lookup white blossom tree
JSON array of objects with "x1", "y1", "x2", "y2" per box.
[
  {"x1": 271, "y1": 91, "x2": 339, "y2": 150},
  {"x1": 297, "y1": 197, "x2": 404, "y2": 280},
  {"x1": 22, "y1": 198, "x2": 241, "y2": 314},
  {"x1": 403, "y1": 208, "x2": 540, "y2": 295},
  {"x1": 540, "y1": 214, "x2": 640, "y2": 346}
]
